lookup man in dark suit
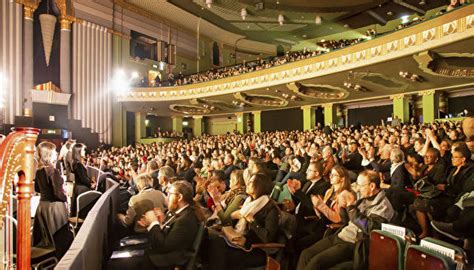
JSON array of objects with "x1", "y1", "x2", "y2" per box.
[
  {"x1": 342, "y1": 142, "x2": 363, "y2": 173},
  {"x1": 287, "y1": 161, "x2": 330, "y2": 254},
  {"x1": 138, "y1": 181, "x2": 201, "y2": 270},
  {"x1": 223, "y1": 153, "x2": 237, "y2": 185}
]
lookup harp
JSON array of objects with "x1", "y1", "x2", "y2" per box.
[{"x1": 0, "y1": 128, "x2": 39, "y2": 269}]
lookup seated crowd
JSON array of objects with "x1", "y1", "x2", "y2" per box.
[{"x1": 55, "y1": 117, "x2": 473, "y2": 269}]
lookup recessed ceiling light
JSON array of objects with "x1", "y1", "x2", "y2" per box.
[
  {"x1": 344, "y1": 24, "x2": 349, "y2": 28},
  {"x1": 302, "y1": 34, "x2": 307, "y2": 38},
  {"x1": 387, "y1": 11, "x2": 393, "y2": 16}
]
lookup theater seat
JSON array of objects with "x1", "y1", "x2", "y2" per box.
[
  {"x1": 405, "y1": 245, "x2": 452, "y2": 270},
  {"x1": 369, "y1": 230, "x2": 405, "y2": 270}
]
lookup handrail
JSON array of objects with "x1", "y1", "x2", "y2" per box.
[{"x1": 0, "y1": 128, "x2": 39, "y2": 270}]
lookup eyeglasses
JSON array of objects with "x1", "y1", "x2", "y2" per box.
[{"x1": 329, "y1": 173, "x2": 341, "y2": 178}]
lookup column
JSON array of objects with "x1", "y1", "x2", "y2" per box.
[
  {"x1": 392, "y1": 94, "x2": 410, "y2": 123},
  {"x1": 193, "y1": 116, "x2": 203, "y2": 137},
  {"x1": 236, "y1": 112, "x2": 249, "y2": 134},
  {"x1": 172, "y1": 116, "x2": 183, "y2": 134},
  {"x1": 301, "y1": 106, "x2": 315, "y2": 131},
  {"x1": 112, "y1": 34, "x2": 125, "y2": 146},
  {"x1": 420, "y1": 90, "x2": 438, "y2": 123},
  {"x1": 135, "y1": 112, "x2": 146, "y2": 143},
  {"x1": 23, "y1": 5, "x2": 36, "y2": 116},
  {"x1": 323, "y1": 103, "x2": 337, "y2": 127},
  {"x1": 252, "y1": 111, "x2": 261, "y2": 133}
]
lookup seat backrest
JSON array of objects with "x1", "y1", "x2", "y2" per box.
[
  {"x1": 421, "y1": 238, "x2": 467, "y2": 269},
  {"x1": 369, "y1": 230, "x2": 404, "y2": 270},
  {"x1": 185, "y1": 223, "x2": 205, "y2": 270},
  {"x1": 405, "y1": 245, "x2": 452, "y2": 270},
  {"x1": 76, "y1": 191, "x2": 102, "y2": 218}
]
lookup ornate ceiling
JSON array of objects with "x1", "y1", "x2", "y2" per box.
[{"x1": 162, "y1": 0, "x2": 448, "y2": 44}]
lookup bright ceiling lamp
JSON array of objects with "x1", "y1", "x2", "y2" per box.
[
  {"x1": 241, "y1": 8, "x2": 247, "y2": 20},
  {"x1": 315, "y1": 16, "x2": 322, "y2": 25},
  {"x1": 278, "y1": 14, "x2": 284, "y2": 25},
  {"x1": 206, "y1": 0, "x2": 212, "y2": 8},
  {"x1": 112, "y1": 69, "x2": 131, "y2": 96}
]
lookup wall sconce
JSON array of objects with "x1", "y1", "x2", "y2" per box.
[
  {"x1": 399, "y1": 71, "x2": 424, "y2": 82},
  {"x1": 344, "y1": 82, "x2": 369, "y2": 92}
]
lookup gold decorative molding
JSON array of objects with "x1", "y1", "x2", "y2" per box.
[
  {"x1": 413, "y1": 51, "x2": 474, "y2": 78},
  {"x1": 16, "y1": 0, "x2": 39, "y2": 9},
  {"x1": 322, "y1": 103, "x2": 334, "y2": 109},
  {"x1": 60, "y1": 18, "x2": 72, "y2": 30},
  {"x1": 106, "y1": 28, "x2": 131, "y2": 40},
  {"x1": 390, "y1": 94, "x2": 406, "y2": 100},
  {"x1": 23, "y1": 6, "x2": 35, "y2": 20},
  {"x1": 418, "y1": 90, "x2": 436, "y2": 96}
]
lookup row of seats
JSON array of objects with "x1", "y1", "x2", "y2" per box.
[{"x1": 369, "y1": 224, "x2": 468, "y2": 270}]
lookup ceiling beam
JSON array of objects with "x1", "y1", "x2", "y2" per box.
[
  {"x1": 393, "y1": 0, "x2": 426, "y2": 15},
  {"x1": 365, "y1": 10, "x2": 387, "y2": 25}
]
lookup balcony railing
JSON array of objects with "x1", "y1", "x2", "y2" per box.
[{"x1": 117, "y1": 4, "x2": 474, "y2": 102}]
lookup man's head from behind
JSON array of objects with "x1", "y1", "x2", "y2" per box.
[{"x1": 158, "y1": 166, "x2": 175, "y2": 187}]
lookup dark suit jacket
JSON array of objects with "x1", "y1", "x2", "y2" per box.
[
  {"x1": 389, "y1": 163, "x2": 410, "y2": 189},
  {"x1": 292, "y1": 179, "x2": 330, "y2": 233},
  {"x1": 73, "y1": 162, "x2": 91, "y2": 188},
  {"x1": 292, "y1": 179, "x2": 330, "y2": 218},
  {"x1": 343, "y1": 152, "x2": 363, "y2": 172},
  {"x1": 370, "y1": 159, "x2": 391, "y2": 183},
  {"x1": 148, "y1": 206, "x2": 200, "y2": 267}
]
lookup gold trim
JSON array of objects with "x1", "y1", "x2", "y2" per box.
[
  {"x1": 60, "y1": 18, "x2": 72, "y2": 30},
  {"x1": 418, "y1": 90, "x2": 436, "y2": 96},
  {"x1": 23, "y1": 6, "x2": 36, "y2": 19}
]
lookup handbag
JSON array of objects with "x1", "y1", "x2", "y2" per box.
[
  {"x1": 222, "y1": 226, "x2": 246, "y2": 247},
  {"x1": 414, "y1": 177, "x2": 441, "y2": 199}
]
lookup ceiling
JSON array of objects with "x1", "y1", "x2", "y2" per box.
[
  {"x1": 157, "y1": 0, "x2": 449, "y2": 45},
  {"x1": 123, "y1": 36, "x2": 474, "y2": 117}
]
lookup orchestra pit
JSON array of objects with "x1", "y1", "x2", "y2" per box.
[{"x1": 1, "y1": 0, "x2": 474, "y2": 269}]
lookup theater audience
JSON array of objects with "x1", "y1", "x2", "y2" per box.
[
  {"x1": 117, "y1": 174, "x2": 167, "y2": 233},
  {"x1": 138, "y1": 181, "x2": 205, "y2": 269},
  {"x1": 34, "y1": 142, "x2": 69, "y2": 249},
  {"x1": 70, "y1": 143, "x2": 92, "y2": 217},
  {"x1": 208, "y1": 173, "x2": 278, "y2": 270},
  {"x1": 288, "y1": 161, "x2": 331, "y2": 252},
  {"x1": 297, "y1": 170, "x2": 394, "y2": 270},
  {"x1": 209, "y1": 170, "x2": 247, "y2": 226}
]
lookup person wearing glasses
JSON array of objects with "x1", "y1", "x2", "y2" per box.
[
  {"x1": 297, "y1": 170, "x2": 394, "y2": 270},
  {"x1": 287, "y1": 161, "x2": 331, "y2": 264},
  {"x1": 138, "y1": 180, "x2": 205, "y2": 269}
]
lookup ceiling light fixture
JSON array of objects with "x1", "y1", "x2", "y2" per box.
[
  {"x1": 206, "y1": 0, "x2": 212, "y2": 8},
  {"x1": 343, "y1": 82, "x2": 368, "y2": 92},
  {"x1": 399, "y1": 71, "x2": 424, "y2": 82},
  {"x1": 315, "y1": 16, "x2": 322, "y2": 25},
  {"x1": 241, "y1": 8, "x2": 247, "y2": 20},
  {"x1": 278, "y1": 14, "x2": 284, "y2": 25}
]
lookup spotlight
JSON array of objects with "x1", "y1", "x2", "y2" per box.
[
  {"x1": 401, "y1": 15, "x2": 409, "y2": 24},
  {"x1": 278, "y1": 14, "x2": 284, "y2": 26},
  {"x1": 206, "y1": 0, "x2": 212, "y2": 8},
  {"x1": 315, "y1": 16, "x2": 322, "y2": 25},
  {"x1": 131, "y1": 71, "x2": 139, "y2": 79},
  {"x1": 399, "y1": 71, "x2": 424, "y2": 82},
  {"x1": 343, "y1": 82, "x2": 368, "y2": 92},
  {"x1": 241, "y1": 8, "x2": 247, "y2": 20}
]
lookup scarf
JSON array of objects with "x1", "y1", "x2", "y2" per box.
[
  {"x1": 223, "y1": 187, "x2": 247, "y2": 206},
  {"x1": 234, "y1": 195, "x2": 270, "y2": 234}
]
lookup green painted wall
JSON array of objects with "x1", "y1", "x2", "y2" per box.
[
  {"x1": 302, "y1": 106, "x2": 315, "y2": 131},
  {"x1": 422, "y1": 92, "x2": 438, "y2": 123},
  {"x1": 193, "y1": 117, "x2": 203, "y2": 137},
  {"x1": 172, "y1": 117, "x2": 183, "y2": 133},
  {"x1": 253, "y1": 112, "x2": 261, "y2": 133},
  {"x1": 135, "y1": 112, "x2": 146, "y2": 142},
  {"x1": 206, "y1": 117, "x2": 236, "y2": 135},
  {"x1": 393, "y1": 97, "x2": 410, "y2": 123},
  {"x1": 324, "y1": 105, "x2": 336, "y2": 127}
]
